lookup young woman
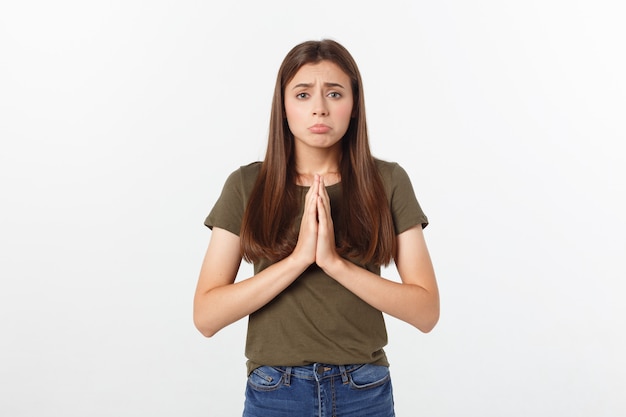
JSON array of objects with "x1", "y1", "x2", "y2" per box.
[{"x1": 194, "y1": 39, "x2": 439, "y2": 417}]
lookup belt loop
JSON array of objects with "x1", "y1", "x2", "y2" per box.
[
  {"x1": 339, "y1": 365, "x2": 349, "y2": 384},
  {"x1": 284, "y1": 367, "x2": 292, "y2": 386}
]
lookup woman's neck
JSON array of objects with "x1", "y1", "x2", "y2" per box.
[{"x1": 294, "y1": 147, "x2": 342, "y2": 186}]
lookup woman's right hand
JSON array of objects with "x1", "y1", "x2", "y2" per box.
[
  {"x1": 290, "y1": 174, "x2": 320, "y2": 267},
  {"x1": 194, "y1": 179, "x2": 323, "y2": 338}
]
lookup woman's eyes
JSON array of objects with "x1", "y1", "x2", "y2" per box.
[{"x1": 295, "y1": 92, "x2": 341, "y2": 99}]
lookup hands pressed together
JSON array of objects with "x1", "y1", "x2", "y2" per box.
[
  {"x1": 195, "y1": 174, "x2": 440, "y2": 337},
  {"x1": 293, "y1": 175, "x2": 342, "y2": 271}
]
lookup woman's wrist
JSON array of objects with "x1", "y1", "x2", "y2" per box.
[
  {"x1": 285, "y1": 252, "x2": 315, "y2": 274},
  {"x1": 317, "y1": 255, "x2": 349, "y2": 280}
]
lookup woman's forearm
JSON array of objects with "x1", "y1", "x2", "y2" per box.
[
  {"x1": 194, "y1": 255, "x2": 311, "y2": 337},
  {"x1": 321, "y1": 258, "x2": 440, "y2": 332}
]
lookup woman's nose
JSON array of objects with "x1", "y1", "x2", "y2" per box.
[{"x1": 312, "y1": 96, "x2": 328, "y2": 116}]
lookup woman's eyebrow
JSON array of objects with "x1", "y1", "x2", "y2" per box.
[{"x1": 291, "y1": 82, "x2": 346, "y2": 89}]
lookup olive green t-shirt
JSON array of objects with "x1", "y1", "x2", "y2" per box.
[{"x1": 205, "y1": 159, "x2": 428, "y2": 375}]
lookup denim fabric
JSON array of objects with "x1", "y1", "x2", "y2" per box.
[{"x1": 243, "y1": 363, "x2": 395, "y2": 417}]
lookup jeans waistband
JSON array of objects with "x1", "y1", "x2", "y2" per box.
[{"x1": 271, "y1": 363, "x2": 364, "y2": 385}]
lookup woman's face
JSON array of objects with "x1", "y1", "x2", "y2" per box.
[{"x1": 284, "y1": 60, "x2": 354, "y2": 153}]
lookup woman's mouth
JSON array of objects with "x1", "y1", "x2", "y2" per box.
[{"x1": 309, "y1": 124, "x2": 331, "y2": 134}]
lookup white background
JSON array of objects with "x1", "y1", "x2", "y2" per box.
[{"x1": 1, "y1": 1, "x2": 625, "y2": 416}]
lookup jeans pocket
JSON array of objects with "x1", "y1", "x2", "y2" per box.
[
  {"x1": 348, "y1": 364, "x2": 391, "y2": 390},
  {"x1": 247, "y1": 366, "x2": 285, "y2": 392}
]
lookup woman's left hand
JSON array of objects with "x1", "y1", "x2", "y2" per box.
[{"x1": 315, "y1": 176, "x2": 341, "y2": 270}]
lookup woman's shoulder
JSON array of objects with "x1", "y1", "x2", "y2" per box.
[
  {"x1": 228, "y1": 161, "x2": 262, "y2": 180},
  {"x1": 374, "y1": 158, "x2": 399, "y2": 172},
  {"x1": 220, "y1": 162, "x2": 262, "y2": 193},
  {"x1": 374, "y1": 158, "x2": 406, "y2": 181},
  {"x1": 238, "y1": 161, "x2": 263, "y2": 178},
  {"x1": 373, "y1": 158, "x2": 417, "y2": 201}
]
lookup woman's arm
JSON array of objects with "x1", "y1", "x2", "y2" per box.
[
  {"x1": 193, "y1": 181, "x2": 320, "y2": 337},
  {"x1": 316, "y1": 178, "x2": 439, "y2": 332},
  {"x1": 319, "y1": 226, "x2": 439, "y2": 332},
  {"x1": 193, "y1": 228, "x2": 313, "y2": 337}
]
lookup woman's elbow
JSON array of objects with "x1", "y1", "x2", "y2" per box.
[
  {"x1": 196, "y1": 326, "x2": 217, "y2": 338},
  {"x1": 193, "y1": 313, "x2": 219, "y2": 338},
  {"x1": 413, "y1": 303, "x2": 440, "y2": 333},
  {"x1": 416, "y1": 312, "x2": 439, "y2": 333}
]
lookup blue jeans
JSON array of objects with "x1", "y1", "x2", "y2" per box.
[{"x1": 243, "y1": 363, "x2": 395, "y2": 417}]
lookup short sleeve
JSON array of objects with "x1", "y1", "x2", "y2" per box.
[
  {"x1": 388, "y1": 163, "x2": 429, "y2": 234},
  {"x1": 204, "y1": 169, "x2": 246, "y2": 236}
]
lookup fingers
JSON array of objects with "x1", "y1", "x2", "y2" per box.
[
  {"x1": 317, "y1": 177, "x2": 334, "y2": 241},
  {"x1": 300, "y1": 175, "x2": 317, "y2": 217},
  {"x1": 317, "y1": 176, "x2": 331, "y2": 220},
  {"x1": 316, "y1": 176, "x2": 329, "y2": 226},
  {"x1": 293, "y1": 175, "x2": 320, "y2": 266},
  {"x1": 315, "y1": 176, "x2": 338, "y2": 269},
  {"x1": 292, "y1": 175, "x2": 338, "y2": 268}
]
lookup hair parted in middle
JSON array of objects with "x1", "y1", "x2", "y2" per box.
[{"x1": 240, "y1": 39, "x2": 396, "y2": 266}]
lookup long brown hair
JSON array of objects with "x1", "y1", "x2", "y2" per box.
[{"x1": 240, "y1": 39, "x2": 396, "y2": 266}]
